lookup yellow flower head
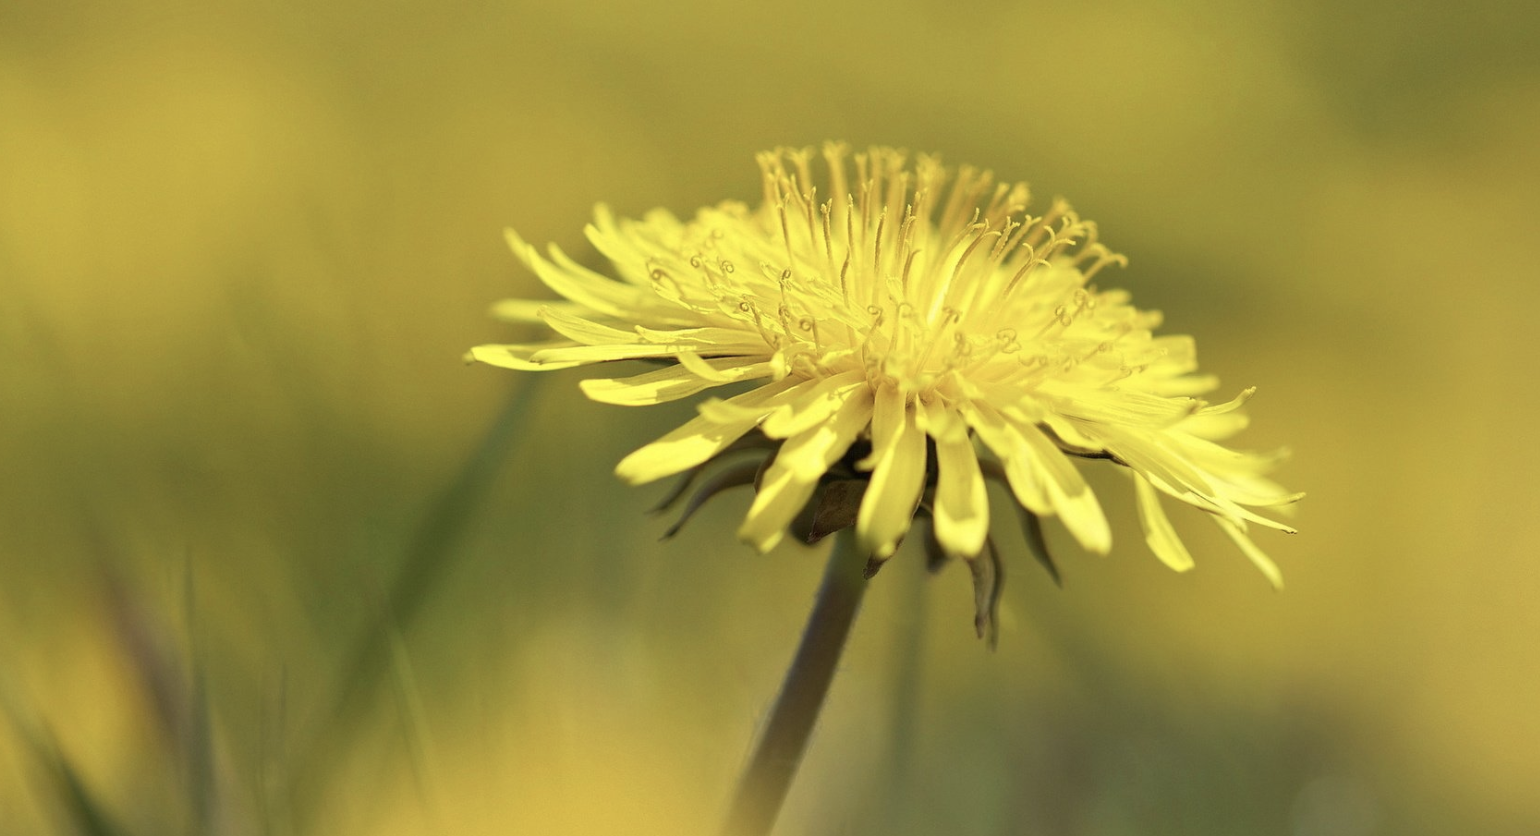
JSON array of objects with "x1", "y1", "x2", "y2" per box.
[{"x1": 471, "y1": 143, "x2": 1299, "y2": 589}]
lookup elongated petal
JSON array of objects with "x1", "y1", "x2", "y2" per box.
[
  {"x1": 633, "y1": 325, "x2": 768, "y2": 349},
  {"x1": 585, "y1": 204, "x2": 663, "y2": 287},
  {"x1": 579, "y1": 358, "x2": 772, "y2": 406},
  {"x1": 697, "y1": 376, "x2": 819, "y2": 424},
  {"x1": 1177, "y1": 410, "x2": 1250, "y2": 441},
  {"x1": 544, "y1": 241, "x2": 700, "y2": 326},
  {"x1": 1036, "y1": 411, "x2": 1103, "y2": 453},
  {"x1": 1195, "y1": 386, "x2": 1256, "y2": 416},
  {"x1": 1041, "y1": 381, "x2": 1201, "y2": 428},
  {"x1": 739, "y1": 388, "x2": 874, "y2": 551},
  {"x1": 539, "y1": 307, "x2": 637, "y2": 345},
  {"x1": 1013, "y1": 420, "x2": 1111, "y2": 554},
  {"x1": 1134, "y1": 473, "x2": 1194, "y2": 572},
  {"x1": 677, "y1": 350, "x2": 756, "y2": 382},
  {"x1": 1095, "y1": 425, "x2": 1216, "y2": 498},
  {"x1": 1011, "y1": 418, "x2": 1090, "y2": 499},
  {"x1": 927, "y1": 399, "x2": 989, "y2": 558},
  {"x1": 963, "y1": 401, "x2": 1052, "y2": 516},
  {"x1": 738, "y1": 469, "x2": 821, "y2": 553},
  {"x1": 773, "y1": 387, "x2": 875, "y2": 480},
  {"x1": 856, "y1": 389, "x2": 926, "y2": 560},
  {"x1": 1047, "y1": 478, "x2": 1112, "y2": 555},
  {"x1": 1214, "y1": 516, "x2": 1284, "y2": 590},
  {"x1": 467, "y1": 342, "x2": 584, "y2": 371},
  {"x1": 614, "y1": 378, "x2": 799, "y2": 484},
  {"x1": 506, "y1": 228, "x2": 652, "y2": 320},
  {"x1": 614, "y1": 416, "x2": 763, "y2": 485},
  {"x1": 532, "y1": 339, "x2": 768, "y2": 365},
  {"x1": 761, "y1": 371, "x2": 867, "y2": 438},
  {"x1": 857, "y1": 383, "x2": 906, "y2": 472}
]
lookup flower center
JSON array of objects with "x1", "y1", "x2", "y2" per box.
[{"x1": 664, "y1": 143, "x2": 1136, "y2": 400}]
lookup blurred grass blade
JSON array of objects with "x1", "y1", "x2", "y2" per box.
[
  {"x1": 99, "y1": 553, "x2": 219, "y2": 836},
  {"x1": 47, "y1": 741, "x2": 136, "y2": 836},
  {"x1": 387, "y1": 616, "x2": 439, "y2": 816},
  {"x1": 0, "y1": 680, "x2": 137, "y2": 836},
  {"x1": 182, "y1": 562, "x2": 217, "y2": 835},
  {"x1": 258, "y1": 669, "x2": 294, "y2": 836},
  {"x1": 46, "y1": 740, "x2": 137, "y2": 836},
  {"x1": 290, "y1": 376, "x2": 542, "y2": 821}
]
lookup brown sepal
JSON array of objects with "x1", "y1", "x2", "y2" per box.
[
  {"x1": 791, "y1": 478, "x2": 867, "y2": 545},
  {"x1": 967, "y1": 536, "x2": 1005, "y2": 650},
  {"x1": 661, "y1": 460, "x2": 763, "y2": 539},
  {"x1": 1014, "y1": 506, "x2": 1062, "y2": 588},
  {"x1": 979, "y1": 459, "x2": 1063, "y2": 588},
  {"x1": 919, "y1": 518, "x2": 950, "y2": 574},
  {"x1": 651, "y1": 433, "x2": 780, "y2": 515}
]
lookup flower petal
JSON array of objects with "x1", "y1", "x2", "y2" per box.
[
  {"x1": 738, "y1": 470, "x2": 819, "y2": 553},
  {"x1": 539, "y1": 307, "x2": 642, "y2": 345},
  {"x1": 1178, "y1": 410, "x2": 1250, "y2": 441},
  {"x1": 614, "y1": 378, "x2": 800, "y2": 484},
  {"x1": 579, "y1": 358, "x2": 773, "y2": 406},
  {"x1": 1013, "y1": 419, "x2": 1112, "y2": 554},
  {"x1": 1093, "y1": 425, "x2": 1217, "y2": 498},
  {"x1": 532, "y1": 339, "x2": 768, "y2": 365},
  {"x1": 585, "y1": 203, "x2": 669, "y2": 287},
  {"x1": 1195, "y1": 386, "x2": 1256, "y2": 416},
  {"x1": 739, "y1": 388, "x2": 874, "y2": 551},
  {"x1": 856, "y1": 387, "x2": 926, "y2": 560},
  {"x1": 1041, "y1": 381, "x2": 1202, "y2": 428},
  {"x1": 962, "y1": 401, "x2": 1052, "y2": 516},
  {"x1": 676, "y1": 350, "x2": 755, "y2": 382},
  {"x1": 467, "y1": 342, "x2": 584, "y2": 371},
  {"x1": 1133, "y1": 472, "x2": 1194, "y2": 572},
  {"x1": 761, "y1": 371, "x2": 868, "y2": 439},
  {"x1": 927, "y1": 399, "x2": 989, "y2": 558},
  {"x1": 697, "y1": 376, "x2": 817, "y2": 423},
  {"x1": 506, "y1": 227, "x2": 654, "y2": 320},
  {"x1": 1214, "y1": 516, "x2": 1284, "y2": 590},
  {"x1": 633, "y1": 325, "x2": 770, "y2": 349}
]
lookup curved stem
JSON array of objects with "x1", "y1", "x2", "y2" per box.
[{"x1": 721, "y1": 528, "x2": 869, "y2": 836}]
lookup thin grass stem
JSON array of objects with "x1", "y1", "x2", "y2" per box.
[{"x1": 290, "y1": 377, "x2": 541, "y2": 823}]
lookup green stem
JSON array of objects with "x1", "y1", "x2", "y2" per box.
[{"x1": 721, "y1": 528, "x2": 869, "y2": 836}]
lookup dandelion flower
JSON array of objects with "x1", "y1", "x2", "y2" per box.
[{"x1": 471, "y1": 143, "x2": 1299, "y2": 595}]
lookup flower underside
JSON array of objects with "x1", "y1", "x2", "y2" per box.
[
  {"x1": 471, "y1": 143, "x2": 1300, "y2": 598},
  {"x1": 650, "y1": 428, "x2": 1046, "y2": 646}
]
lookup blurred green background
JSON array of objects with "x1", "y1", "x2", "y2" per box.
[{"x1": 3, "y1": 1, "x2": 1538, "y2": 834}]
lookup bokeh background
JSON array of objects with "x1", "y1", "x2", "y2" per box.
[{"x1": 3, "y1": 1, "x2": 1538, "y2": 834}]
